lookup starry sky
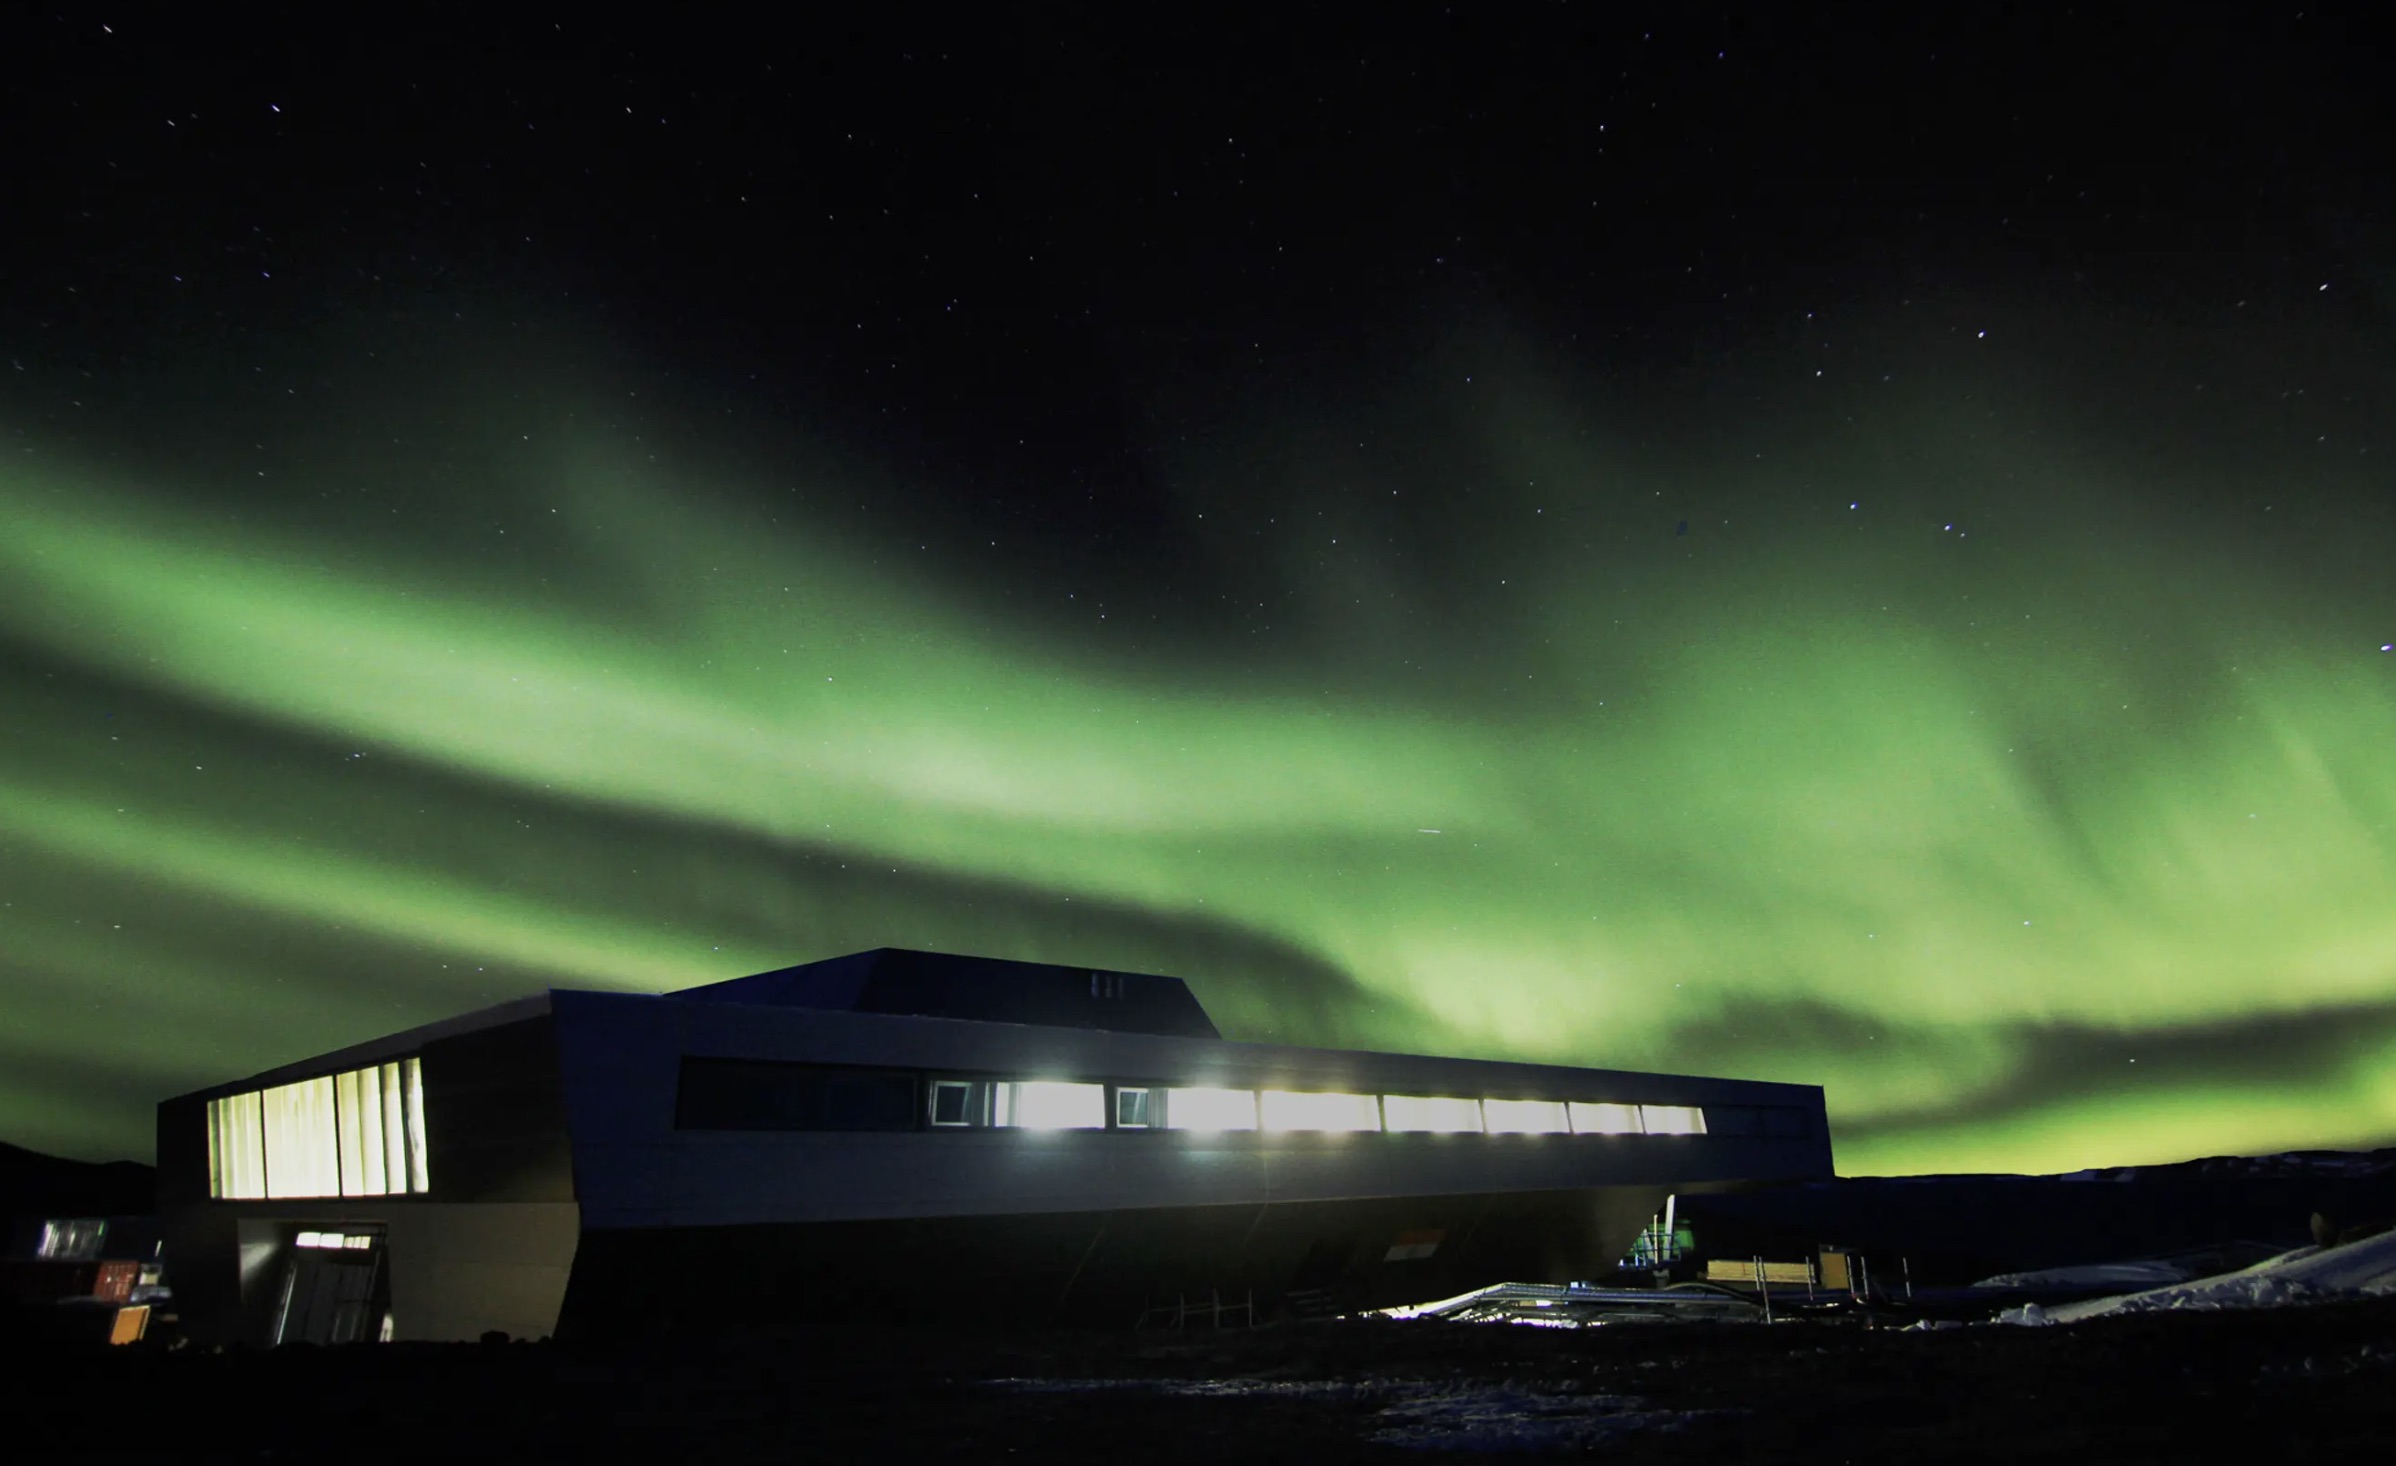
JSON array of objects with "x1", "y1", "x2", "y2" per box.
[{"x1": 4, "y1": 7, "x2": 2393, "y2": 1174}]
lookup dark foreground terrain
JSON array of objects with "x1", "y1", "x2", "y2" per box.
[{"x1": 6, "y1": 1298, "x2": 2395, "y2": 1463}]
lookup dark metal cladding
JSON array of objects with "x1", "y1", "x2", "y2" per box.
[{"x1": 676, "y1": 947, "x2": 1222, "y2": 1039}]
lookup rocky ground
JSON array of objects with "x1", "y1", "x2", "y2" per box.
[{"x1": 7, "y1": 1296, "x2": 2396, "y2": 1462}]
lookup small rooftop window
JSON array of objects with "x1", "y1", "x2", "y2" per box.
[
  {"x1": 928, "y1": 1079, "x2": 977, "y2": 1127},
  {"x1": 1114, "y1": 1087, "x2": 1154, "y2": 1129}
]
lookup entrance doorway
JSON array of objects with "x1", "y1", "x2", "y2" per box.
[{"x1": 274, "y1": 1229, "x2": 390, "y2": 1345}]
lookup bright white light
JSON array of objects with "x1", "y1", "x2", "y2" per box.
[
  {"x1": 1482, "y1": 1099, "x2": 1570, "y2": 1134},
  {"x1": 1259, "y1": 1089, "x2": 1380, "y2": 1132},
  {"x1": 1640, "y1": 1104, "x2": 1708, "y2": 1135},
  {"x1": 1163, "y1": 1086, "x2": 1258, "y2": 1131},
  {"x1": 998, "y1": 1080, "x2": 1106, "y2": 1130},
  {"x1": 295, "y1": 1231, "x2": 333, "y2": 1249},
  {"x1": 1568, "y1": 1101, "x2": 1644, "y2": 1135},
  {"x1": 1382, "y1": 1095, "x2": 1483, "y2": 1132}
]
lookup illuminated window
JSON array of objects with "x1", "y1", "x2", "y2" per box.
[
  {"x1": 1114, "y1": 1087, "x2": 1153, "y2": 1128},
  {"x1": 1161, "y1": 1086, "x2": 1259, "y2": 1131},
  {"x1": 37, "y1": 1220, "x2": 107, "y2": 1261},
  {"x1": 263, "y1": 1077, "x2": 341, "y2": 1199},
  {"x1": 1639, "y1": 1104, "x2": 1707, "y2": 1136},
  {"x1": 1381, "y1": 1095, "x2": 1484, "y2": 1133},
  {"x1": 336, "y1": 1068, "x2": 385, "y2": 1198},
  {"x1": 1568, "y1": 1102, "x2": 1645, "y2": 1135},
  {"x1": 378, "y1": 1062, "x2": 409, "y2": 1192},
  {"x1": 1259, "y1": 1090, "x2": 1381, "y2": 1132},
  {"x1": 208, "y1": 1090, "x2": 267, "y2": 1200},
  {"x1": 997, "y1": 1080, "x2": 1107, "y2": 1130},
  {"x1": 208, "y1": 1059, "x2": 429, "y2": 1200},
  {"x1": 403, "y1": 1057, "x2": 430, "y2": 1192},
  {"x1": 1482, "y1": 1099, "x2": 1570, "y2": 1134}
]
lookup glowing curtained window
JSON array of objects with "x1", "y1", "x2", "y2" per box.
[
  {"x1": 206, "y1": 1058, "x2": 430, "y2": 1199},
  {"x1": 262, "y1": 1077, "x2": 340, "y2": 1199},
  {"x1": 1482, "y1": 1098, "x2": 1571, "y2": 1134},
  {"x1": 207, "y1": 1090, "x2": 268, "y2": 1200},
  {"x1": 403, "y1": 1057, "x2": 430, "y2": 1191},
  {"x1": 1259, "y1": 1089, "x2": 1382, "y2": 1132},
  {"x1": 379, "y1": 1062, "x2": 409, "y2": 1188},
  {"x1": 1381, "y1": 1095, "x2": 1485, "y2": 1132},
  {"x1": 1162, "y1": 1086, "x2": 1259, "y2": 1131},
  {"x1": 335, "y1": 1067, "x2": 385, "y2": 1198}
]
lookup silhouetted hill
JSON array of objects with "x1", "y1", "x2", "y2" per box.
[
  {"x1": 0, "y1": 1142, "x2": 156, "y2": 1219},
  {"x1": 1679, "y1": 1149, "x2": 2396, "y2": 1286}
]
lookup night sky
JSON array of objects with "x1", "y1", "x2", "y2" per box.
[{"x1": 5, "y1": 8, "x2": 2393, "y2": 1174}]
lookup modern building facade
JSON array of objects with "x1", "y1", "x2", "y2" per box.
[{"x1": 156, "y1": 949, "x2": 1835, "y2": 1343}]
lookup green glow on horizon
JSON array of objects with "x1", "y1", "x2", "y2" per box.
[
  {"x1": 3, "y1": 351, "x2": 2393, "y2": 1174},
  {"x1": 1853, "y1": 1027, "x2": 2396, "y2": 1176}
]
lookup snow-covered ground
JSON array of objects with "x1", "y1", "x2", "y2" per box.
[
  {"x1": 983, "y1": 1376, "x2": 1740, "y2": 1451},
  {"x1": 2000, "y1": 1225, "x2": 2396, "y2": 1325},
  {"x1": 1976, "y1": 1258, "x2": 2209, "y2": 1291}
]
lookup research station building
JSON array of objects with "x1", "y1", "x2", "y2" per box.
[{"x1": 155, "y1": 949, "x2": 1834, "y2": 1343}]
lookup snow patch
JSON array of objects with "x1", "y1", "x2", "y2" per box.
[{"x1": 1998, "y1": 1225, "x2": 2396, "y2": 1325}]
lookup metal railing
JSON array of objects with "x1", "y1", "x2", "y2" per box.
[{"x1": 1134, "y1": 1286, "x2": 1257, "y2": 1330}]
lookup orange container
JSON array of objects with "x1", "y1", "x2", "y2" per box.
[{"x1": 92, "y1": 1260, "x2": 141, "y2": 1303}]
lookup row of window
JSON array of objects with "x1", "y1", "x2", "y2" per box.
[
  {"x1": 924, "y1": 1081, "x2": 1713, "y2": 1135},
  {"x1": 207, "y1": 1059, "x2": 429, "y2": 1201},
  {"x1": 673, "y1": 1059, "x2": 1799, "y2": 1138}
]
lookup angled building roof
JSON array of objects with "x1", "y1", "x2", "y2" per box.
[{"x1": 672, "y1": 947, "x2": 1221, "y2": 1040}]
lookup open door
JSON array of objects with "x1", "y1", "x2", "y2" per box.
[{"x1": 274, "y1": 1229, "x2": 390, "y2": 1345}]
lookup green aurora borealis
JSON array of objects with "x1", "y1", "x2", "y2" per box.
[{"x1": 6, "y1": 317, "x2": 2393, "y2": 1176}]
